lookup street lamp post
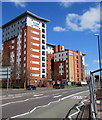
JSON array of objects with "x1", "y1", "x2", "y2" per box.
[{"x1": 94, "y1": 34, "x2": 102, "y2": 88}]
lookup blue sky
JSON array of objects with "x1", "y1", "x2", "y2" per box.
[{"x1": 1, "y1": 1, "x2": 101, "y2": 72}]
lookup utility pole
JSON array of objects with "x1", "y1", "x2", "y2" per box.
[{"x1": 94, "y1": 34, "x2": 102, "y2": 88}]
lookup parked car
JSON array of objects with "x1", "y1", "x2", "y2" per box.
[
  {"x1": 76, "y1": 81, "x2": 88, "y2": 87},
  {"x1": 53, "y1": 84, "x2": 65, "y2": 89},
  {"x1": 76, "y1": 82, "x2": 82, "y2": 87},
  {"x1": 26, "y1": 85, "x2": 36, "y2": 90},
  {"x1": 81, "y1": 81, "x2": 87, "y2": 86}
]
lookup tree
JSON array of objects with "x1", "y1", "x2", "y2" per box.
[{"x1": 2, "y1": 52, "x2": 10, "y2": 67}]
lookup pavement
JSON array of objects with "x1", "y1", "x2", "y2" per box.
[{"x1": 96, "y1": 88, "x2": 102, "y2": 119}]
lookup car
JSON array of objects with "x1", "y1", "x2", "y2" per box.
[
  {"x1": 81, "y1": 81, "x2": 87, "y2": 86},
  {"x1": 26, "y1": 85, "x2": 36, "y2": 90},
  {"x1": 53, "y1": 84, "x2": 65, "y2": 89}
]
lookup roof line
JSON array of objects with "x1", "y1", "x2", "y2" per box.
[{"x1": 2, "y1": 11, "x2": 50, "y2": 28}]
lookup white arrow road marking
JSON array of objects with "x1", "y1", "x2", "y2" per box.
[
  {"x1": 53, "y1": 95, "x2": 62, "y2": 98},
  {"x1": 10, "y1": 90, "x2": 89, "y2": 118}
]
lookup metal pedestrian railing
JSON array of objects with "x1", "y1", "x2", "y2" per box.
[{"x1": 89, "y1": 68, "x2": 102, "y2": 120}]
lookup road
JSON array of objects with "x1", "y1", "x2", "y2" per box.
[{"x1": 1, "y1": 86, "x2": 89, "y2": 119}]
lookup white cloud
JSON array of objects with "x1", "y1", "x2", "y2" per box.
[
  {"x1": 53, "y1": 26, "x2": 66, "y2": 32},
  {"x1": 93, "y1": 59, "x2": 102, "y2": 63},
  {"x1": 59, "y1": 0, "x2": 101, "y2": 8},
  {"x1": 59, "y1": 0, "x2": 101, "y2": 3},
  {"x1": 85, "y1": 64, "x2": 89, "y2": 67},
  {"x1": 66, "y1": 5, "x2": 100, "y2": 32},
  {"x1": 7, "y1": 0, "x2": 27, "y2": 8},
  {"x1": 59, "y1": 2, "x2": 73, "y2": 8}
]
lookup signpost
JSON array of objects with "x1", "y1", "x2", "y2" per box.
[{"x1": 0, "y1": 67, "x2": 11, "y2": 90}]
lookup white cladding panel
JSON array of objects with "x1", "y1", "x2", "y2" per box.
[
  {"x1": 46, "y1": 45, "x2": 54, "y2": 54},
  {"x1": 54, "y1": 51, "x2": 68, "y2": 62}
]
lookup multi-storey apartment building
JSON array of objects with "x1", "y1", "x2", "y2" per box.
[
  {"x1": 2, "y1": 11, "x2": 85, "y2": 87},
  {"x1": 46, "y1": 43, "x2": 54, "y2": 79},
  {"x1": 54, "y1": 46, "x2": 85, "y2": 85},
  {"x1": 2, "y1": 11, "x2": 50, "y2": 87}
]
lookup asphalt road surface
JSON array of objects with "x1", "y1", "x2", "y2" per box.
[{"x1": 1, "y1": 86, "x2": 89, "y2": 119}]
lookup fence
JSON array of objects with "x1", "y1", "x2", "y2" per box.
[{"x1": 89, "y1": 68, "x2": 102, "y2": 120}]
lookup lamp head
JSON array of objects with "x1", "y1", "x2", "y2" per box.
[{"x1": 94, "y1": 34, "x2": 99, "y2": 36}]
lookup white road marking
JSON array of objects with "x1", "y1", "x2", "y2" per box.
[
  {"x1": 71, "y1": 96, "x2": 83, "y2": 99},
  {"x1": 68, "y1": 99, "x2": 87, "y2": 119},
  {"x1": 0, "y1": 95, "x2": 49, "y2": 107},
  {"x1": 71, "y1": 95, "x2": 88, "y2": 100},
  {"x1": 53, "y1": 95, "x2": 62, "y2": 98},
  {"x1": 61, "y1": 90, "x2": 89, "y2": 100},
  {"x1": 0, "y1": 96, "x2": 22, "y2": 100},
  {"x1": 34, "y1": 94, "x2": 43, "y2": 97},
  {"x1": 11, "y1": 90, "x2": 89, "y2": 118},
  {"x1": 35, "y1": 95, "x2": 49, "y2": 99},
  {"x1": 1, "y1": 87, "x2": 79, "y2": 100}
]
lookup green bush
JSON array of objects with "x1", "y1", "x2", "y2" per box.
[{"x1": 11, "y1": 85, "x2": 21, "y2": 89}]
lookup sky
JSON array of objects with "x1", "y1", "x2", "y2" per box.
[{"x1": 1, "y1": 1, "x2": 101, "y2": 73}]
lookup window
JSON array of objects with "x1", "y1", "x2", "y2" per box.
[
  {"x1": 24, "y1": 54, "x2": 26, "y2": 57},
  {"x1": 42, "y1": 23, "x2": 45, "y2": 28},
  {"x1": 42, "y1": 45, "x2": 45, "y2": 49},
  {"x1": 24, "y1": 60, "x2": 26, "y2": 63},
  {"x1": 42, "y1": 40, "x2": 45, "y2": 44},
  {"x1": 42, "y1": 63, "x2": 45, "y2": 67},
  {"x1": 76, "y1": 56, "x2": 78, "y2": 59},
  {"x1": 66, "y1": 53, "x2": 68, "y2": 55},
  {"x1": 42, "y1": 51, "x2": 45, "y2": 55},
  {"x1": 42, "y1": 75, "x2": 45, "y2": 78},
  {"x1": 42, "y1": 29, "x2": 45, "y2": 33},
  {"x1": 59, "y1": 54, "x2": 60, "y2": 57},
  {"x1": 42, "y1": 57, "x2": 45, "y2": 61},
  {"x1": 11, "y1": 40, "x2": 15, "y2": 44},
  {"x1": 42, "y1": 34, "x2": 45, "y2": 38},
  {"x1": 42, "y1": 69, "x2": 45, "y2": 73}
]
